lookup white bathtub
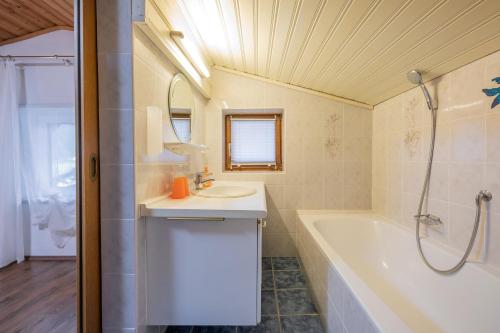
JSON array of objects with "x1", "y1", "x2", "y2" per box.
[{"x1": 297, "y1": 211, "x2": 500, "y2": 333}]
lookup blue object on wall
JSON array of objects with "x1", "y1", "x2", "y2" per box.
[{"x1": 482, "y1": 77, "x2": 500, "y2": 109}]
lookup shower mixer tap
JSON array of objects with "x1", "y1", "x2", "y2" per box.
[{"x1": 414, "y1": 213, "x2": 442, "y2": 226}]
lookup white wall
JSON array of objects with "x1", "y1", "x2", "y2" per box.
[{"x1": 0, "y1": 30, "x2": 76, "y2": 256}]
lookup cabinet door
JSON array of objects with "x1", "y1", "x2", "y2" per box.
[
  {"x1": 146, "y1": 217, "x2": 259, "y2": 325},
  {"x1": 257, "y1": 219, "x2": 263, "y2": 323}
]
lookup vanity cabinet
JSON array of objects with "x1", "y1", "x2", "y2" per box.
[{"x1": 145, "y1": 216, "x2": 263, "y2": 326}]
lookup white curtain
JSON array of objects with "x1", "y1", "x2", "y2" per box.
[
  {"x1": 0, "y1": 61, "x2": 24, "y2": 268},
  {"x1": 20, "y1": 105, "x2": 76, "y2": 248}
]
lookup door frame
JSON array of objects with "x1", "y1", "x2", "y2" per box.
[{"x1": 75, "y1": 0, "x2": 101, "y2": 331}]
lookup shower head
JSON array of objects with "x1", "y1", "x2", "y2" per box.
[
  {"x1": 407, "y1": 70, "x2": 423, "y2": 85},
  {"x1": 406, "y1": 70, "x2": 435, "y2": 111}
]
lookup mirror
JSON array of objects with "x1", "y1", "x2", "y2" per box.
[{"x1": 168, "y1": 73, "x2": 194, "y2": 143}]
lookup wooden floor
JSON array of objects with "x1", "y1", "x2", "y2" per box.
[{"x1": 0, "y1": 261, "x2": 77, "y2": 333}]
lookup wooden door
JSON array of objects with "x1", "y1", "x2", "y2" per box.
[{"x1": 76, "y1": 0, "x2": 101, "y2": 331}]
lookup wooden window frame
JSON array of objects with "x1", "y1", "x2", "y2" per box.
[
  {"x1": 224, "y1": 114, "x2": 283, "y2": 172},
  {"x1": 171, "y1": 113, "x2": 191, "y2": 119}
]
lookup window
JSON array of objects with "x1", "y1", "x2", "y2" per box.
[
  {"x1": 49, "y1": 123, "x2": 76, "y2": 188},
  {"x1": 225, "y1": 114, "x2": 282, "y2": 171},
  {"x1": 171, "y1": 113, "x2": 191, "y2": 142},
  {"x1": 19, "y1": 106, "x2": 76, "y2": 190}
]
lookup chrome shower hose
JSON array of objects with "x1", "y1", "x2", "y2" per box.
[{"x1": 416, "y1": 102, "x2": 492, "y2": 274}]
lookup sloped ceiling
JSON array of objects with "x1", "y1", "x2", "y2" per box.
[
  {"x1": 162, "y1": 0, "x2": 500, "y2": 106},
  {"x1": 0, "y1": 0, "x2": 73, "y2": 46}
]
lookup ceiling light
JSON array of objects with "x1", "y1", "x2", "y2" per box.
[{"x1": 170, "y1": 31, "x2": 210, "y2": 78}]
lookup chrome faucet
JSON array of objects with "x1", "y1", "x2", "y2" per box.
[
  {"x1": 414, "y1": 213, "x2": 443, "y2": 226},
  {"x1": 194, "y1": 172, "x2": 215, "y2": 190}
]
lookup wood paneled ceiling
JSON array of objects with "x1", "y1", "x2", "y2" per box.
[
  {"x1": 165, "y1": 0, "x2": 500, "y2": 105},
  {"x1": 0, "y1": 0, "x2": 73, "y2": 46}
]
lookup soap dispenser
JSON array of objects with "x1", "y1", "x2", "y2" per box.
[{"x1": 202, "y1": 165, "x2": 213, "y2": 188}]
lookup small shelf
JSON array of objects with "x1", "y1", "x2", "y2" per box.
[{"x1": 164, "y1": 142, "x2": 208, "y2": 155}]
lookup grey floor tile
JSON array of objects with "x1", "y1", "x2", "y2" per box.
[
  {"x1": 262, "y1": 257, "x2": 272, "y2": 270},
  {"x1": 261, "y1": 290, "x2": 277, "y2": 315},
  {"x1": 191, "y1": 326, "x2": 236, "y2": 333},
  {"x1": 277, "y1": 289, "x2": 317, "y2": 315},
  {"x1": 166, "y1": 326, "x2": 192, "y2": 333},
  {"x1": 262, "y1": 270, "x2": 274, "y2": 290},
  {"x1": 237, "y1": 316, "x2": 280, "y2": 333},
  {"x1": 274, "y1": 270, "x2": 306, "y2": 289},
  {"x1": 281, "y1": 315, "x2": 324, "y2": 333},
  {"x1": 272, "y1": 257, "x2": 300, "y2": 271}
]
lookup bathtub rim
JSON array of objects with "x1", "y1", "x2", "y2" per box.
[{"x1": 298, "y1": 209, "x2": 500, "y2": 279}]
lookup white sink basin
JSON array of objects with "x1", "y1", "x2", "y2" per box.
[{"x1": 194, "y1": 185, "x2": 257, "y2": 198}]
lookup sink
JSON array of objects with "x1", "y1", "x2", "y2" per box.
[{"x1": 194, "y1": 185, "x2": 257, "y2": 198}]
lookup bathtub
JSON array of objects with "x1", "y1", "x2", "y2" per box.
[{"x1": 297, "y1": 211, "x2": 500, "y2": 333}]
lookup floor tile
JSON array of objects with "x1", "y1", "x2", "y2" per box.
[
  {"x1": 261, "y1": 290, "x2": 277, "y2": 315},
  {"x1": 262, "y1": 257, "x2": 272, "y2": 270},
  {"x1": 277, "y1": 289, "x2": 317, "y2": 315},
  {"x1": 274, "y1": 270, "x2": 306, "y2": 289},
  {"x1": 166, "y1": 326, "x2": 192, "y2": 333},
  {"x1": 281, "y1": 315, "x2": 324, "y2": 333},
  {"x1": 191, "y1": 326, "x2": 236, "y2": 333},
  {"x1": 237, "y1": 316, "x2": 280, "y2": 333},
  {"x1": 262, "y1": 271, "x2": 274, "y2": 290},
  {"x1": 272, "y1": 257, "x2": 300, "y2": 271}
]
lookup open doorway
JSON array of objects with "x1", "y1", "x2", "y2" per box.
[{"x1": 0, "y1": 1, "x2": 99, "y2": 331}]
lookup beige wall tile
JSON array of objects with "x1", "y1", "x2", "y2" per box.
[
  {"x1": 451, "y1": 116, "x2": 485, "y2": 162},
  {"x1": 264, "y1": 209, "x2": 288, "y2": 233},
  {"x1": 428, "y1": 162, "x2": 449, "y2": 202},
  {"x1": 372, "y1": 49, "x2": 500, "y2": 275},
  {"x1": 344, "y1": 137, "x2": 372, "y2": 162},
  {"x1": 485, "y1": 164, "x2": 500, "y2": 216},
  {"x1": 262, "y1": 233, "x2": 297, "y2": 257},
  {"x1": 266, "y1": 185, "x2": 285, "y2": 210},
  {"x1": 344, "y1": 161, "x2": 371, "y2": 209},
  {"x1": 449, "y1": 163, "x2": 484, "y2": 207},
  {"x1": 486, "y1": 113, "x2": 500, "y2": 163},
  {"x1": 303, "y1": 137, "x2": 324, "y2": 161},
  {"x1": 449, "y1": 203, "x2": 477, "y2": 250},
  {"x1": 344, "y1": 104, "x2": 372, "y2": 138}
]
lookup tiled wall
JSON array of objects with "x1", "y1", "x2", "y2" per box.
[
  {"x1": 97, "y1": 0, "x2": 209, "y2": 330},
  {"x1": 133, "y1": 26, "x2": 207, "y2": 332},
  {"x1": 96, "y1": 0, "x2": 138, "y2": 331},
  {"x1": 205, "y1": 69, "x2": 373, "y2": 256},
  {"x1": 372, "y1": 50, "x2": 500, "y2": 276},
  {"x1": 133, "y1": 26, "x2": 207, "y2": 204}
]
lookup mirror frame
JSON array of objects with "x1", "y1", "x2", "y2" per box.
[{"x1": 168, "y1": 73, "x2": 194, "y2": 143}]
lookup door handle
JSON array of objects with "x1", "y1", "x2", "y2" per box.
[
  {"x1": 164, "y1": 217, "x2": 225, "y2": 222},
  {"x1": 89, "y1": 153, "x2": 98, "y2": 182}
]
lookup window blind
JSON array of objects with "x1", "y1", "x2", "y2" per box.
[
  {"x1": 172, "y1": 118, "x2": 191, "y2": 142},
  {"x1": 231, "y1": 119, "x2": 276, "y2": 164}
]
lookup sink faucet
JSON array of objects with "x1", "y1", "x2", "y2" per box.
[{"x1": 194, "y1": 172, "x2": 215, "y2": 190}]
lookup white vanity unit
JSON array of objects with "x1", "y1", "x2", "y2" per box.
[{"x1": 140, "y1": 181, "x2": 267, "y2": 326}]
